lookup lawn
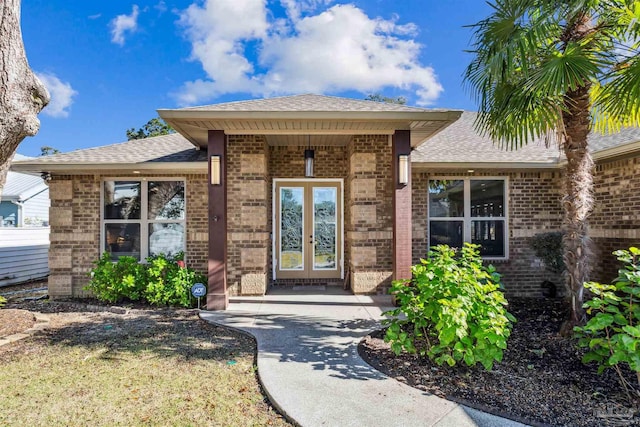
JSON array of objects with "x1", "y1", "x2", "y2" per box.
[{"x1": 0, "y1": 305, "x2": 289, "y2": 426}]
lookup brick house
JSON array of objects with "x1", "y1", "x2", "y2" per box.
[{"x1": 12, "y1": 94, "x2": 640, "y2": 308}]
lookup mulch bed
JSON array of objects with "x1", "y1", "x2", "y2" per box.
[
  {"x1": 359, "y1": 298, "x2": 640, "y2": 427},
  {"x1": 0, "y1": 309, "x2": 36, "y2": 338}
]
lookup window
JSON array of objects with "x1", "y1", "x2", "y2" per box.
[
  {"x1": 102, "y1": 179, "x2": 185, "y2": 261},
  {"x1": 428, "y1": 178, "x2": 507, "y2": 258}
]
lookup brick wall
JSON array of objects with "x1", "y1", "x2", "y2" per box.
[
  {"x1": 227, "y1": 136, "x2": 269, "y2": 295},
  {"x1": 268, "y1": 144, "x2": 348, "y2": 285},
  {"x1": 590, "y1": 156, "x2": 640, "y2": 282},
  {"x1": 412, "y1": 169, "x2": 564, "y2": 297},
  {"x1": 48, "y1": 173, "x2": 208, "y2": 298},
  {"x1": 347, "y1": 135, "x2": 393, "y2": 293},
  {"x1": 48, "y1": 175, "x2": 100, "y2": 297}
]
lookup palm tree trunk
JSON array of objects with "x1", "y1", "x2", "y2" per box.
[{"x1": 561, "y1": 85, "x2": 594, "y2": 328}]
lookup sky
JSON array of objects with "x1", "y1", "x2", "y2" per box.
[{"x1": 18, "y1": 0, "x2": 493, "y2": 157}]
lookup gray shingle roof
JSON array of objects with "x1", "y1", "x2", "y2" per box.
[
  {"x1": 588, "y1": 126, "x2": 640, "y2": 152},
  {"x1": 413, "y1": 111, "x2": 640, "y2": 165},
  {"x1": 178, "y1": 93, "x2": 442, "y2": 113},
  {"x1": 11, "y1": 110, "x2": 640, "y2": 172},
  {"x1": 13, "y1": 133, "x2": 206, "y2": 166}
]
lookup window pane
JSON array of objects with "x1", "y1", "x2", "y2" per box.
[
  {"x1": 104, "y1": 181, "x2": 141, "y2": 220},
  {"x1": 313, "y1": 187, "x2": 337, "y2": 270},
  {"x1": 470, "y1": 180, "x2": 504, "y2": 217},
  {"x1": 148, "y1": 181, "x2": 185, "y2": 220},
  {"x1": 429, "y1": 221, "x2": 463, "y2": 248},
  {"x1": 149, "y1": 223, "x2": 185, "y2": 257},
  {"x1": 105, "y1": 223, "x2": 141, "y2": 260},
  {"x1": 429, "y1": 180, "x2": 464, "y2": 217},
  {"x1": 472, "y1": 220, "x2": 505, "y2": 257},
  {"x1": 280, "y1": 187, "x2": 304, "y2": 270}
]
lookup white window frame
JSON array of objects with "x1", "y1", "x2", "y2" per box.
[
  {"x1": 100, "y1": 177, "x2": 187, "y2": 261},
  {"x1": 427, "y1": 176, "x2": 509, "y2": 260}
]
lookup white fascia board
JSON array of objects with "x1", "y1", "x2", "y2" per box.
[
  {"x1": 11, "y1": 162, "x2": 207, "y2": 174},
  {"x1": 158, "y1": 109, "x2": 462, "y2": 123},
  {"x1": 412, "y1": 161, "x2": 562, "y2": 170}
]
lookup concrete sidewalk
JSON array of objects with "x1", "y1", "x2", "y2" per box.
[{"x1": 200, "y1": 286, "x2": 529, "y2": 427}]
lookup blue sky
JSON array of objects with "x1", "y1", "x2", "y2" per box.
[{"x1": 19, "y1": 0, "x2": 492, "y2": 157}]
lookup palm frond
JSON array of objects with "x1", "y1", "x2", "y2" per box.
[
  {"x1": 591, "y1": 55, "x2": 640, "y2": 132},
  {"x1": 475, "y1": 81, "x2": 564, "y2": 149},
  {"x1": 524, "y1": 42, "x2": 600, "y2": 95}
]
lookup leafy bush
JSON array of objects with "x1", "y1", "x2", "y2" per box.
[
  {"x1": 574, "y1": 247, "x2": 640, "y2": 401},
  {"x1": 86, "y1": 252, "x2": 206, "y2": 308},
  {"x1": 0, "y1": 295, "x2": 6, "y2": 308},
  {"x1": 529, "y1": 231, "x2": 565, "y2": 274},
  {"x1": 145, "y1": 253, "x2": 207, "y2": 307},
  {"x1": 86, "y1": 252, "x2": 147, "y2": 303},
  {"x1": 384, "y1": 243, "x2": 515, "y2": 370}
]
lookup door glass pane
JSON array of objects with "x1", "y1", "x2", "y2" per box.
[
  {"x1": 149, "y1": 223, "x2": 185, "y2": 257},
  {"x1": 280, "y1": 187, "x2": 304, "y2": 270},
  {"x1": 429, "y1": 221, "x2": 463, "y2": 249},
  {"x1": 470, "y1": 180, "x2": 504, "y2": 217},
  {"x1": 105, "y1": 223, "x2": 141, "y2": 260},
  {"x1": 104, "y1": 181, "x2": 141, "y2": 220},
  {"x1": 313, "y1": 187, "x2": 337, "y2": 270},
  {"x1": 429, "y1": 180, "x2": 464, "y2": 217},
  {"x1": 148, "y1": 181, "x2": 185, "y2": 220},
  {"x1": 472, "y1": 220, "x2": 505, "y2": 257}
]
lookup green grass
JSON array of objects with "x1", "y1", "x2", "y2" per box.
[{"x1": 0, "y1": 310, "x2": 289, "y2": 426}]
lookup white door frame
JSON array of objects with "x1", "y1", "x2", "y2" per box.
[{"x1": 272, "y1": 178, "x2": 344, "y2": 280}]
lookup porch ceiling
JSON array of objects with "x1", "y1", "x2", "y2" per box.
[{"x1": 159, "y1": 113, "x2": 462, "y2": 149}]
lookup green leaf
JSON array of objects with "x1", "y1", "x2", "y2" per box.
[
  {"x1": 582, "y1": 352, "x2": 603, "y2": 364},
  {"x1": 622, "y1": 325, "x2": 640, "y2": 338}
]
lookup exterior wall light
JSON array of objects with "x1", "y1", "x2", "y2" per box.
[
  {"x1": 398, "y1": 154, "x2": 409, "y2": 185},
  {"x1": 305, "y1": 148, "x2": 314, "y2": 177},
  {"x1": 210, "y1": 155, "x2": 221, "y2": 185}
]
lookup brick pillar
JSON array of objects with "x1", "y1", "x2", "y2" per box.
[
  {"x1": 393, "y1": 130, "x2": 412, "y2": 281},
  {"x1": 207, "y1": 130, "x2": 229, "y2": 310}
]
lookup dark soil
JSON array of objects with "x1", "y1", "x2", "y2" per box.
[{"x1": 359, "y1": 298, "x2": 640, "y2": 427}]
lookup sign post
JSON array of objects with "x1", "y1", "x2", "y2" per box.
[{"x1": 191, "y1": 283, "x2": 207, "y2": 310}]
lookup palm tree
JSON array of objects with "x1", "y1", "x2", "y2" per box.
[{"x1": 465, "y1": 0, "x2": 640, "y2": 328}]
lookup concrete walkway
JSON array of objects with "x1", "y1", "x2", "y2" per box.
[{"x1": 200, "y1": 286, "x2": 529, "y2": 427}]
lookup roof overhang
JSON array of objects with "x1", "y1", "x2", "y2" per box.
[
  {"x1": 412, "y1": 161, "x2": 562, "y2": 171},
  {"x1": 157, "y1": 109, "x2": 463, "y2": 149},
  {"x1": 11, "y1": 161, "x2": 207, "y2": 175}
]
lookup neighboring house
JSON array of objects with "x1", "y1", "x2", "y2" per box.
[
  {"x1": 1, "y1": 154, "x2": 50, "y2": 227},
  {"x1": 11, "y1": 94, "x2": 640, "y2": 306},
  {"x1": 0, "y1": 154, "x2": 50, "y2": 287}
]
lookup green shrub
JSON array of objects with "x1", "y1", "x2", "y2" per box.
[
  {"x1": 529, "y1": 231, "x2": 565, "y2": 274},
  {"x1": 86, "y1": 252, "x2": 206, "y2": 308},
  {"x1": 574, "y1": 247, "x2": 640, "y2": 401},
  {"x1": 0, "y1": 295, "x2": 6, "y2": 308},
  {"x1": 144, "y1": 253, "x2": 207, "y2": 308},
  {"x1": 85, "y1": 252, "x2": 147, "y2": 303},
  {"x1": 384, "y1": 243, "x2": 515, "y2": 371}
]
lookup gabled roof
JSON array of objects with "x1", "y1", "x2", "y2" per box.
[
  {"x1": 413, "y1": 111, "x2": 640, "y2": 169},
  {"x1": 158, "y1": 94, "x2": 462, "y2": 149},
  {"x1": 179, "y1": 94, "x2": 439, "y2": 113},
  {"x1": 12, "y1": 108, "x2": 640, "y2": 175},
  {"x1": 11, "y1": 133, "x2": 207, "y2": 174}
]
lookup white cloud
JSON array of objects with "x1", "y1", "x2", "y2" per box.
[
  {"x1": 35, "y1": 72, "x2": 78, "y2": 118},
  {"x1": 155, "y1": 1, "x2": 168, "y2": 13},
  {"x1": 175, "y1": 1, "x2": 442, "y2": 106},
  {"x1": 110, "y1": 5, "x2": 140, "y2": 46}
]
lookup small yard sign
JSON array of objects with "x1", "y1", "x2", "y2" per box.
[{"x1": 191, "y1": 283, "x2": 206, "y2": 309}]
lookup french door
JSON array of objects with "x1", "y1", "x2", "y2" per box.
[{"x1": 274, "y1": 180, "x2": 343, "y2": 279}]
